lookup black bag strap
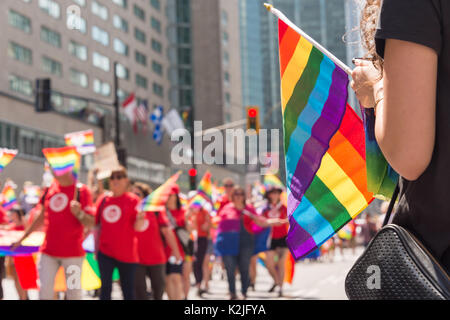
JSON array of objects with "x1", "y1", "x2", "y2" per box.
[{"x1": 382, "y1": 182, "x2": 400, "y2": 227}]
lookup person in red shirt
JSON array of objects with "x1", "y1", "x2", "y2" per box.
[
  {"x1": 191, "y1": 206, "x2": 212, "y2": 297},
  {"x1": 262, "y1": 186, "x2": 289, "y2": 297},
  {"x1": 5, "y1": 206, "x2": 28, "y2": 300},
  {"x1": 217, "y1": 178, "x2": 235, "y2": 213},
  {"x1": 12, "y1": 171, "x2": 95, "y2": 300},
  {"x1": 131, "y1": 182, "x2": 182, "y2": 300},
  {"x1": 95, "y1": 166, "x2": 146, "y2": 300},
  {"x1": 164, "y1": 184, "x2": 193, "y2": 300}
]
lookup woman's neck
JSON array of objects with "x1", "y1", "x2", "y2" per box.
[
  {"x1": 113, "y1": 190, "x2": 126, "y2": 197},
  {"x1": 234, "y1": 202, "x2": 245, "y2": 210}
]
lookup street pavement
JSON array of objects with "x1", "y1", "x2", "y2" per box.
[{"x1": 1, "y1": 247, "x2": 363, "y2": 300}]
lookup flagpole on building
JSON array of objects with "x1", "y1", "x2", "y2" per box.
[{"x1": 264, "y1": 3, "x2": 353, "y2": 76}]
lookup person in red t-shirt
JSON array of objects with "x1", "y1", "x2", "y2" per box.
[
  {"x1": 164, "y1": 184, "x2": 193, "y2": 300},
  {"x1": 5, "y1": 206, "x2": 28, "y2": 300},
  {"x1": 262, "y1": 186, "x2": 289, "y2": 297},
  {"x1": 191, "y1": 206, "x2": 212, "y2": 297},
  {"x1": 131, "y1": 182, "x2": 182, "y2": 300},
  {"x1": 217, "y1": 178, "x2": 235, "y2": 213},
  {"x1": 12, "y1": 171, "x2": 95, "y2": 300},
  {"x1": 95, "y1": 166, "x2": 147, "y2": 300}
]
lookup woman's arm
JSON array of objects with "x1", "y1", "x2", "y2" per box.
[
  {"x1": 11, "y1": 206, "x2": 45, "y2": 251},
  {"x1": 352, "y1": 39, "x2": 438, "y2": 180},
  {"x1": 160, "y1": 227, "x2": 183, "y2": 262}
]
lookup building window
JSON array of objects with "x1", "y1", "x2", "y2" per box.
[
  {"x1": 51, "y1": 92, "x2": 63, "y2": 107},
  {"x1": 8, "y1": 10, "x2": 31, "y2": 33},
  {"x1": 117, "y1": 89, "x2": 129, "y2": 102},
  {"x1": 225, "y1": 92, "x2": 231, "y2": 108},
  {"x1": 151, "y1": 17, "x2": 161, "y2": 33},
  {"x1": 113, "y1": 38, "x2": 128, "y2": 56},
  {"x1": 225, "y1": 113, "x2": 231, "y2": 123},
  {"x1": 8, "y1": 42, "x2": 32, "y2": 65},
  {"x1": 224, "y1": 72, "x2": 230, "y2": 86},
  {"x1": 113, "y1": 15, "x2": 128, "y2": 33},
  {"x1": 69, "y1": 69, "x2": 88, "y2": 88},
  {"x1": 39, "y1": 0, "x2": 60, "y2": 19},
  {"x1": 179, "y1": 89, "x2": 192, "y2": 106},
  {"x1": 67, "y1": 10, "x2": 86, "y2": 33},
  {"x1": 153, "y1": 83, "x2": 163, "y2": 97},
  {"x1": 136, "y1": 74, "x2": 148, "y2": 89},
  {"x1": 41, "y1": 26, "x2": 61, "y2": 48},
  {"x1": 222, "y1": 31, "x2": 228, "y2": 46},
  {"x1": 115, "y1": 63, "x2": 129, "y2": 80},
  {"x1": 178, "y1": 48, "x2": 191, "y2": 64},
  {"x1": 42, "y1": 56, "x2": 62, "y2": 77},
  {"x1": 69, "y1": 40, "x2": 87, "y2": 61},
  {"x1": 93, "y1": 52, "x2": 110, "y2": 72},
  {"x1": 92, "y1": 26, "x2": 109, "y2": 46},
  {"x1": 93, "y1": 79, "x2": 111, "y2": 97},
  {"x1": 178, "y1": 69, "x2": 192, "y2": 86},
  {"x1": 150, "y1": 0, "x2": 160, "y2": 11},
  {"x1": 221, "y1": 10, "x2": 228, "y2": 27},
  {"x1": 134, "y1": 27, "x2": 146, "y2": 43},
  {"x1": 9, "y1": 74, "x2": 33, "y2": 96},
  {"x1": 152, "y1": 61, "x2": 163, "y2": 76},
  {"x1": 72, "y1": 0, "x2": 86, "y2": 6},
  {"x1": 112, "y1": 0, "x2": 127, "y2": 9},
  {"x1": 223, "y1": 51, "x2": 229, "y2": 66},
  {"x1": 151, "y1": 39, "x2": 162, "y2": 53},
  {"x1": 133, "y1": 4, "x2": 145, "y2": 21},
  {"x1": 135, "y1": 51, "x2": 147, "y2": 66},
  {"x1": 91, "y1": 1, "x2": 108, "y2": 20},
  {"x1": 177, "y1": 27, "x2": 190, "y2": 44}
]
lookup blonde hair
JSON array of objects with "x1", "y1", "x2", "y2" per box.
[{"x1": 360, "y1": 0, "x2": 383, "y2": 72}]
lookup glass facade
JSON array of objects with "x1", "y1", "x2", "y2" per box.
[{"x1": 9, "y1": 10, "x2": 31, "y2": 33}]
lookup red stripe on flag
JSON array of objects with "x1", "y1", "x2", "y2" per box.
[
  {"x1": 122, "y1": 93, "x2": 135, "y2": 108},
  {"x1": 338, "y1": 104, "x2": 365, "y2": 160},
  {"x1": 278, "y1": 19, "x2": 289, "y2": 43}
]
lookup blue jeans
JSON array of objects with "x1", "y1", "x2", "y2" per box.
[
  {"x1": 98, "y1": 251, "x2": 137, "y2": 300},
  {"x1": 222, "y1": 242, "x2": 254, "y2": 296}
]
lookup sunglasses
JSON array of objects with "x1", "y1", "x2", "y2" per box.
[
  {"x1": 224, "y1": 184, "x2": 234, "y2": 188},
  {"x1": 110, "y1": 174, "x2": 127, "y2": 180},
  {"x1": 233, "y1": 193, "x2": 245, "y2": 196}
]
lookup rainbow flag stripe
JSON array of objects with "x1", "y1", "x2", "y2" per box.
[
  {"x1": 188, "y1": 171, "x2": 213, "y2": 208},
  {"x1": 1, "y1": 185, "x2": 17, "y2": 210},
  {"x1": 65, "y1": 129, "x2": 96, "y2": 155},
  {"x1": 277, "y1": 18, "x2": 374, "y2": 259},
  {"x1": 140, "y1": 171, "x2": 181, "y2": 212},
  {"x1": 263, "y1": 174, "x2": 284, "y2": 190},
  {"x1": 364, "y1": 108, "x2": 398, "y2": 199},
  {"x1": 42, "y1": 146, "x2": 80, "y2": 179},
  {"x1": 0, "y1": 148, "x2": 18, "y2": 173}
]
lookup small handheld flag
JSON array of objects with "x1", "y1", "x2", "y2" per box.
[
  {"x1": 267, "y1": 4, "x2": 374, "y2": 260},
  {"x1": 1, "y1": 184, "x2": 17, "y2": 210},
  {"x1": 42, "y1": 146, "x2": 81, "y2": 180},
  {"x1": 187, "y1": 171, "x2": 213, "y2": 209},
  {"x1": 0, "y1": 148, "x2": 18, "y2": 173},
  {"x1": 140, "y1": 171, "x2": 182, "y2": 212},
  {"x1": 263, "y1": 174, "x2": 285, "y2": 191},
  {"x1": 65, "y1": 129, "x2": 96, "y2": 155}
]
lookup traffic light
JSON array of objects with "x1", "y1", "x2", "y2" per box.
[
  {"x1": 35, "y1": 78, "x2": 52, "y2": 112},
  {"x1": 246, "y1": 106, "x2": 260, "y2": 133},
  {"x1": 188, "y1": 167, "x2": 197, "y2": 190}
]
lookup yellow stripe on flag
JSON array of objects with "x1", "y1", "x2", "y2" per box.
[
  {"x1": 81, "y1": 258, "x2": 102, "y2": 291},
  {"x1": 281, "y1": 36, "x2": 313, "y2": 114},
  {"x1": 316, "y1": 153, "x2": 369, "y2": 217}
]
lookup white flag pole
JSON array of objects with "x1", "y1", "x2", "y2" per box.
[{"x1": 264, "y1": 3, "x2": 353, "y2": 77}]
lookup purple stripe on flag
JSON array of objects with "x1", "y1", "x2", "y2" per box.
[
  {"x1": 217, "y1": 219, "x2": 240, "y2": 233},
  {"x1": 0, "y1": 246, "x2": 40, "y2": 255},
  {"x1": 288, "y1": 67, "x2": 349, "y2": 208},
  {"x1": 286, "y1": 215, "x2": 318, "y2": 260}
]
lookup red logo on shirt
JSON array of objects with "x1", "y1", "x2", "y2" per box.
[
  {"x1": 103, "y1": 205, "x2": 122, "y2": 223},
  {"x1": 49, "y1": 193, "x2": 69, "y2": 212}
]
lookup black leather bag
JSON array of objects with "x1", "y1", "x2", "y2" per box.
[{"x1": 345, "y1": 185, "x2": 450, "y2": 300}]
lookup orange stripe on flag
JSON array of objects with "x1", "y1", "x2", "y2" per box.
[
  {"x1": 279, "y1": 28, "x2": 301, "y2": 78},
  {"x1": 328, "y1": 131, "x2": 373, "y2": 203}
]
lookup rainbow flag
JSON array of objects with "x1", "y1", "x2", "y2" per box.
[
  {"x1": 0, "y1": 148, "x2": 18, "y2": 173},
  {"x1": 65, "y1": 129, "x2": 96, "y2": 155},
  {"x1": 263, "y1": 174, "x2": 285, "y2": 190},
  {"x1": 1, "y1": 184, "x2": 17, "y2": 210},
  {"x1": 212, "y1": 184, "x2": 224, "y2": 211},
  {"x1": 42, "y1": 146, "x2": 81, "y2": 179},
  {"x1": 188, "y1": 171, "x2": 213, "y2": 209},
  {"x1": 0, "y1": 230, "x2": 45, "y2": 256},
  {"x1": 364, "y1": 109, "x2": 399, "y2": 199},
  {"x1": 140, "y1": 171, "x2": 182, "y2": 212},
  {"x1": 284, "y1": 251, "x2": 296, "y2": 284},
  {"x1": 274, "y1": 12, "x2": 373, "y2": 259},
  {"x1": 24, "y1": 185, "x2": 41, "y2": 205}
]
